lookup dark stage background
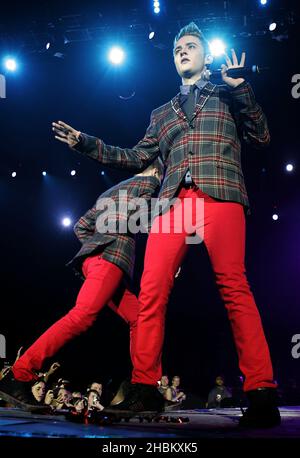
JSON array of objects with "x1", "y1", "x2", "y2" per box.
[{"x1": 0, "y1": 0, "x2": 299, "y2": 402}]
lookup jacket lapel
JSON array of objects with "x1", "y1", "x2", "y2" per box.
[
  {"x1": 193, "y1": 81, "x2": 216, "y2": 119},
  {"x1": 171, "y1": 81, "x2": 216, "y2": 120},
  {"x1": 171, "y1": 93, "x2": 185, "y2": 119}
]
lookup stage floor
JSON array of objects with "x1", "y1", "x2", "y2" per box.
[{"x1": 0, "y1": 406, "x2": 300, "y2": 441}]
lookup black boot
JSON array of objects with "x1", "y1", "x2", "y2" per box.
[
  {"x1": 109, "y1": 379, "x2": 132, "y2": 406},
  {"x1": 0, "y1": 371, "x2": 46, "y2": 412},
  {"x1": 239, "y1": 387, "x2": 281, "y2": 428},
  {"x1": 110, "y1": 383, "x2": 165, "y2": 412}
]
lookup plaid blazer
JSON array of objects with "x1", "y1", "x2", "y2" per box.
[
  {"x1": 74, "y1": 81, "x2": 270, "y2": 208},
  {"x1": 67, "y1": 175, "x2": 160, "y2": 279}
]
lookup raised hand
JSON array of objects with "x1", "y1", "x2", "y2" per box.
[
  {"x1": 48, "y1": 362, "x2": 60, "y2": 374},
  {"x1": 221, "y1": 49, "x2": 246, "y2": 88},
  {"x1": 52, "y1": 120, "x2": 81, "y2": 147}
]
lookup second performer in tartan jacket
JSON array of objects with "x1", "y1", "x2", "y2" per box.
[
  {"x1": 7, "y1": 162, "x2": 163, "y2": 402},
  {"x1": 68, "y1": 173, "x2": 160, "y2": 280}
]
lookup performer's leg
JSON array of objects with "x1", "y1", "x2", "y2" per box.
[
  {"x1": 108, "y1": 289, "x2": 139, "y2": 366},
  {"x1": 198, "y1": 191, "x2": 276, "y2": 392},
  {"x1": 13, "y1": 255, "x2": 123, "y2": 382},
  {"x1": 132, "y1": 195, "x2": 189, "y2": 386}
]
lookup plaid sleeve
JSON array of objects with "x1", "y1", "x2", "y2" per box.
[
  {"x1": 72, "y1": 112, "x2": 160, "y2": 171},
  {"x1": 73, "y1": 207, "x2": 96, "y2": 242},
  {"x1": 230, "y1": 81, "x2": 270, "y2": 148}
]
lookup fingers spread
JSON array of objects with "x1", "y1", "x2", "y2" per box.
[
  {"x1": 240, "y1": 52, "x2": 246, "y2": 67},
  {"x1": 231, "y1": 49, "x2": 238, "y2": 66},
  {"x1": 224, "y1": 53, "x2": 232, "y2": 67},
  {"x1": 52, "y1": 123, "x2": 68, "y2": 136},
  {"x1": 52, "y1": 127, "x2": 67, "y2": 138},
  {"x1": 55, "y1": 136, "x2": 69, "y2": 144},
  {"x1": 52, "y1": 122, "x2": 68, "y2": 131},
  {"x1": 58, "y1": 120, "x2": 73, "y2": 130}
]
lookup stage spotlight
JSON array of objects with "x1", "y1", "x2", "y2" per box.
[
  {"x1": 108, "y1": 47, "x2": 125, "y2": 65},
  {"x1": 209, "y1": 39, "x2": 226, "y2": 57},
  {"x1": 11, "y1": 171, "x2": 17, "y2": 178},
  {"x1": 286, "y1": 163, "x2": 294, "y2": 172},
  {"x1": 70, "y1": 170, "x2": 76, "y2": 176},
  {"x1": 101, "y1": 171, "x2": 105, "y2": 176},
  {"x1": 149, "y1": 31, "x2": 155, "y2": 40},
  {"x1": 62, "y1": 217, "x2": 72, "y2": 227},
  {"x1": 153, "y1": 1, "x2": 160, "y2": 14},
  {"x1": 260, "y1": 0, "x2": 268, "y2": 5},
  {"x1": 46, "y1": 42, "x2": 51, "y2": 50},
  {"x1": 4, "y1": 57, "x2": 17, "y2": 72},
  {"x1": 272, "y1": 214, "x2": 279, "y2": 221},
  {"x1": 269, "y1": 22, "x2": 277, "y2": 32},
  {"x1": 42, "y1": 171, "x2": 47, "y2": 176}
]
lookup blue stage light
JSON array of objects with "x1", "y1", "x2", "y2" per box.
[
  {"x1": 209, "y1": 39, "x2": 226, "y2": 57},
  {"x1": 108, "y1": 47, "x2": 125, "y2": 65},
  {"x1": 62, "y1": 217, "x2": 72, "y2": 227},
  {"x1": 153, "y1": 0, "x2": 160, "y2": 14},
  {"x1": 4, "y1": 57, "x2": 17, "y2": 72}
]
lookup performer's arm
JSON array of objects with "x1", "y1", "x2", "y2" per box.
[
  {"x1": 230, "y1": 82, "x2": 270, "y2": 148},
  {"x1": 52, "y1": 113, "x2": 160, "y2": 172},
  {"x1": 74, "y1": 207, "x2": 96, "y2": 242}
]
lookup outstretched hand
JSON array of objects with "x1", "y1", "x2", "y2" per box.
[
  {"x1": 52, "y1": 121, "x2": 81, "y2": 147},
  {"x1": 221, "y1": 49, "x2": 246, "y2": 88}
]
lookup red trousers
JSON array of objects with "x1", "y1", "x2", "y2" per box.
[
  {"x1": 132, "y1": 186, "x2": 276, "y2": 392},
  {"x1": 13, "y1": 255, "x2": 138, "y2": 382}
]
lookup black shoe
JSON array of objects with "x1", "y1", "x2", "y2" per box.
[
  {"x1": 0, "y1": 371, "x2": 45, "y2": 412},
  {"x1": 109, "y1": 379, "x2": 132, "y2": 406},
  {"x1": 239, "y1": 387, "x2": 281, "y2": 428},
  {"x1": 110, "y1": 383, "x2": 165, "y2": 412}
]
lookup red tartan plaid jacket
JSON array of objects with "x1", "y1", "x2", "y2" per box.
[{"x1": 74, "y1": 81, "x2": 270, "y2": 209}]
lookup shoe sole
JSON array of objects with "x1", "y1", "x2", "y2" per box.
[{"x1": 0, "y1": 389, "x2": 50, "y2": 413}]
